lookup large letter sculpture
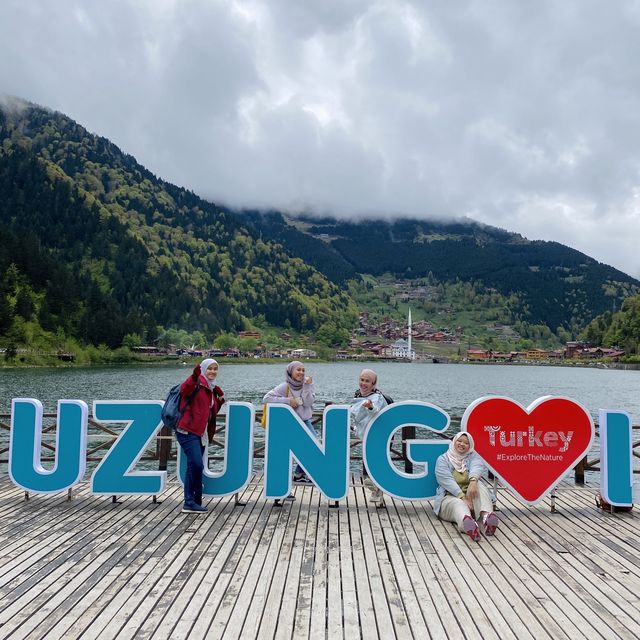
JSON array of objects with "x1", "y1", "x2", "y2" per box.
[
  {"x1": 464, "y1": 396, "x2": 595, "y2": 504},
  {"x1": 177, "y1": 401, "x2": 254, "y2": 497},
  {"x1": 91, "y1": 401, "x2": 166, "y2": 495},
  {"x1": 363, "y1": 401, "x2": 450, "y2": 500},
  {"x1": 9, "y1": 398, "x2": 88, "y2": 494},
  {"x1": 599, "y1": 409, "x2": 633, "y2": 508},
  {"x1": 265, "y1": 404, "x2": 349, "y2": 501}
]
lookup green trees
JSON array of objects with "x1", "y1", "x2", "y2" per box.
[
  {"x1": 581, "y1": 295, "x2": 640, "y2": 354},
  {"x1": 0, "y1": 101, "x2": 356, "y2": 353}
]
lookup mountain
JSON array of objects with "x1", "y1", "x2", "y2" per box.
[
  {"x1": 1, "y1": 97, "x2": 638, "y2": 354},
  {"x1": 240, "y1": 212, "x2": 640, "y2": 334},
  {"x1": 0, "y1": 99, "x2": 356, "y2": 349}
]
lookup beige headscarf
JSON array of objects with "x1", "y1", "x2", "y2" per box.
[{"x1": 446, "y1": 432, "x2": 475, "y2": 473}]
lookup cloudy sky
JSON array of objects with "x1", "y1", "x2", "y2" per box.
[{"x1": 2, "y1": 1, "x2": 640, "y2": 276}]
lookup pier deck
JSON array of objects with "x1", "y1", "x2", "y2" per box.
[{"x1": 0, "y1": 476, "x2": 638, "y2": 640}]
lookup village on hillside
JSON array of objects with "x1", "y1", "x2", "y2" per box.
[{"x1": 131, "y1": 311, "x2": 626, "y2": 365}]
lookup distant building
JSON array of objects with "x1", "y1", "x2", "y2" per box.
[
  {"x1": 239, "y1": 331, "x2": 261, "y2": 339},
  {"x1": 565, "y1": 341, "x2": 586, "y2": 358},
  {"x1": 525, "y1": 349, "x2": 550, "y2": 359},
  {"x1": 391, "y1": 339, "x2": 416, "y2": 360},
  {"x1": 467, "y1": 349, "x2": 491, "y2": 360},
  {"x1": 131, "y1": 346, "x2": 160, "y2": 354},
  {"x1": 289, "y1": 348, "x2": 317, "y2": 359}
]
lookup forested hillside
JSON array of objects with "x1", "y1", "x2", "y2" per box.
[
  {"x1": 242, "y1": 213, "x2": 639, "y2": 334},
  {"x1": 581, "y1": 295, "x2": 640, "y2": 354},
  {"x1": 0, "y1": 100, "x2": 356, "y2": 350}
]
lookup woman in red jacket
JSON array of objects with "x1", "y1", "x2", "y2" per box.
[{"x1": 176, "y1": 358, "x2": 225, "y2": 513}]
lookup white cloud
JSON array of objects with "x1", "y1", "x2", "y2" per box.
[{"x1": 1, "y1": 0, "x2": 640, "y2": 277}]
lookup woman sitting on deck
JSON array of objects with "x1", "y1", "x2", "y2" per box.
[
  {"x1": 176, "y1": 358, "x2": 225, "y2": 514},
  {"x1": 263, "y1": 361, "x2": 316, "y2": 486},
  {"x1": 434, "y1": 432, "x2": 499, "y2": 541},
  {"x1": 349, "y1": 368, "x2": 388, "y2": 507}
]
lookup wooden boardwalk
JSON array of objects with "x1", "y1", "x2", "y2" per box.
[{"x1": 0, "y1": 475, "x2": 639, "y2": 640}]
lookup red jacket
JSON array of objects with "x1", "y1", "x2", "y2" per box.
[{"x1": 177, "y1": 374, "x2": 225, "y2": 441}]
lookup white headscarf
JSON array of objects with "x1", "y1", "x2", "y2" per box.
[
  {"x1": 199, "y1": 358, "x2": 219, "y2": 389},
  {"x1": 446, "y1": 431, "x2": 475, "y2": 473}
]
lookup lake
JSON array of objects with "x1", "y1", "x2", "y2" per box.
[{"x1": 1, "y1": 361, "x2": 639, "y2": 419}]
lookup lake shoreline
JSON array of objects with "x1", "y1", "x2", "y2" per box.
[{"x1": 2, "y1": 356, "x2": 639, "y2": 371}]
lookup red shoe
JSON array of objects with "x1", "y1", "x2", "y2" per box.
[
  {"x1": 483, "y1": 512, "x2": 499, "y2": 536},
  {"x1": 463, "y1": 515, "x2": 481, "y2": 542}
]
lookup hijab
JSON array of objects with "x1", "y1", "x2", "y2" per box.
[
  {"x1": 200, "y1": 358, "x2": 219, "y2": 390},
  {"x1": 286, "y1": 361, "x2": 305, "y2": 391},
  {"x1": 354, "y1": 368, "x2": 379, "y2": 398},
  {"x1": 446, "y1": 431, "x2": 475, "y2": 473}
]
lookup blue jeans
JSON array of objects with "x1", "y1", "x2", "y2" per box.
[
  {"x1": 295, "y1": 419, "x2": 315, "y2": 477},
  {"x1": 176, "y1": 431, "x2": 205, "y2": 507}
]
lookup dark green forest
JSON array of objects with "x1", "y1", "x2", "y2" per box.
[{"x1": 0, "y1": 101, "x2": 356, "y2": 352}]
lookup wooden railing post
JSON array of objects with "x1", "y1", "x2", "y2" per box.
[
  {"x1": 574, "y1": 456, "x2": 586, "y2": 485},
  {"x1": 158, "y1": 425, "x2": 172, "y2": 471},
  {"x1": 402, "y1": 425, "x2": 415, "y2": 473}
]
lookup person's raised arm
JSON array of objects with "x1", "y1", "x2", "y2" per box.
[
  {"x1": 181, "y1": 363, "x2": 201, "y2": 393},
  {"x1": 301, "y1": 377, "x2": 316, "y2": 407}
]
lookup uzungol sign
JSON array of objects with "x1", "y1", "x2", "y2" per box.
[{"x1": 6, "y1": 396, "x2": 634, "y2": 507}]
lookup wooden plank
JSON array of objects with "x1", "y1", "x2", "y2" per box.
[
  {"x1": 0, "y1": 492, "x2": 158, "y2": 625},
  {"x1": 495, "y1": 489, "x2": 639, "y2": 639},
  {"x1": 352, "y1": 476, "x2": 398, "y2": 639},
  {"x1": 308, "y1": 492, "x2": 330, "y2": 640},
  {"x1": 255, "y1": 487, "x2": 305, "y2": 639},
  {"x1": 392, "y1": 499, "x2": 464, "y2": 639},
  {"x1": 275, "y1": 484, "x2": 315, "y2": 640},
  {"x1": 124, "y1": 497, "x2": 249, "y2": 639},
  {"x1": 92, "y1": 483, "x2": 265, "y2": 640},
  {"x1": 407, "y1": 500, "x2": 504, "y2": 640},
  {"x1": 205, "y1": 491, "x2": 293, "y2": 639},
  {"x1": 160, "y1": 491, "x2": 267, "y2": 639},
  {"x1": 291, "y1": 488, "x2": 321, "y2": 640},
  {"x1": 488, "y1": 497, "x2": 609, "y2": 638},
  {"x1": 337, "y1": 481, "x2": 365, "y2": 640},
  {"x1": 2, "y1": 478, "x2": 640, "y2": 640},
  {"x1": 1, "y1": 494, "x2": 181, "y2": 638},
  {"x1": 326, "y1": 494, "x2": 342, "y2": 639},
  {"x1": 378, "y1": 500, "x2": 448, "y2": 639},
  {"x1": 343, "y1": 477, "x2": 378, "y2": 638}
]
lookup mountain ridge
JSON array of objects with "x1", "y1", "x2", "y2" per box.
[{"x1": 1, "y1": 97, "x2": 638, "y2": 354}]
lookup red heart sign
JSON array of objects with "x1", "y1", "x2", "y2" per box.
[{"x1": 463, "y1": 396, "x2": 595, "y2": 504}]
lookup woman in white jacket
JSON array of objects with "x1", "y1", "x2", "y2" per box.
[
  {"x1": 434, "y1": 432, "x2": 499, "y2": 541},
  {"x1": 349, "y1": 368, "x2": 388, "y2": 506}
]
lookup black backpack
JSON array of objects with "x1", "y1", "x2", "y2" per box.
[{"x1": 161, "y1": 382, "x2": 200, "y2": 429}]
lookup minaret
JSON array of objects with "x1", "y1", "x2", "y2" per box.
[{"x1": 408, "y1": 307, "x2": 412, "y2": 360}]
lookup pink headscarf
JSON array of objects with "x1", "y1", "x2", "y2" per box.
[{"x1": 286, "y1": 361, "x2": 305, "y2": 391}]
